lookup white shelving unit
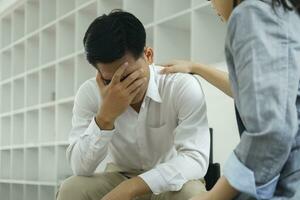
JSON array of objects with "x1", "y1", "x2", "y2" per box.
[{"x1": 0, "y1": 1, "x2": 239, "y2": 200}]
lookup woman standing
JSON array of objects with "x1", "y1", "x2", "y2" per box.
[{"x1": 161, "y1": 0, "x2": 300, "y2": 199}]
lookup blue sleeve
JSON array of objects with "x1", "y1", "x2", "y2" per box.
[{"x1": 224, "y1": 1, "x2": 298, "y2": 199}]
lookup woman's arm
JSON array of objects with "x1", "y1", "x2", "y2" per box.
[{"x1": 160, "y1": 60, "x2": 233, "y2": 97}]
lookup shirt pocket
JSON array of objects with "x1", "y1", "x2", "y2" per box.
[{"x1": 145, "y1": 123, "x2": 174, "y2": 160}]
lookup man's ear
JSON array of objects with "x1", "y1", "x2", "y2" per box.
[{"x1": 144, "y1": 47, "x2": 154, "y2": 64}]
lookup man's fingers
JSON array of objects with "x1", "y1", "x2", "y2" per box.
[
  {"x1": 122, "y1": 70, "x2": 142, "y2": 88},
  {"x1": 111, "y1": 62, "x2": 128, "y2": 84},
  {"x1": 127, "y1": 78, "x2": 146, "y2": 94}
]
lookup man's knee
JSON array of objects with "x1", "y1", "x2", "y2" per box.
[{"x1": 57, "y1": 176, "x2": 90, "y2": 200}]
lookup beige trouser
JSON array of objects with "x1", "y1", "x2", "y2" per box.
[{"x1": 57, "y1": 164, "x2": 207, "y2": 200}]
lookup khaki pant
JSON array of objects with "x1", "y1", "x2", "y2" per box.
[{"x1": 57, "y1": 164, "x2": 206, "y2": 200}]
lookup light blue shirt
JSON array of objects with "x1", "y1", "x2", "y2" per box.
[{"x1": 223, "y1": 0, "x2": 300, "y2": 199}]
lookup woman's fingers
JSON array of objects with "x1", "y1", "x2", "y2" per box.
[{"x1": 160, "y1": 66, "x2": 177, "y2": 74}]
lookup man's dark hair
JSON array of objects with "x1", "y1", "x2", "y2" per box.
[{"x1": 83, "y1": 10, "x2": 146, "y2": 67}]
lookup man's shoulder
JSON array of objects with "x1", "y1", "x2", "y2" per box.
[{"x1": 152, "y1": 64, "x2": 202, "y2": 91}]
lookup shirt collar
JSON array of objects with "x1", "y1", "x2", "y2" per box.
[{"x1": 145, "y1": 64, "x2": 162, "y2": 103}]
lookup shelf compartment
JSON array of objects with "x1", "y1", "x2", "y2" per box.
[
  {"x1": 57, "y1": 14, "x2": 75, "y2": 58},
  {"x1": 98, "y1": 0, "x2": 123, "y2": 14},
  {"x1": 76, "y1": 2, "x2": 97, "y2": 51},
  {"x1": 12, "y1": 113, "x2": 24, "y2": 145},
  {"x1": 1, "y1": 116, "x2": 11, "y2": 146},
  {"x1": 24, "y1": 185, "x2": 38, "y2": 200},
  {"x1": 25, "y1": 110, "x2": 39, "y2": 144},
  {"x1": 40, "y1": 106, "x2": 55, "y2": 143},
  {"x1": 57, "y1": 145, "x2": 73, "y2": 182},
  {"x1": 25, "y1": 0, "x2": 40, "y2": 34},
  {"x1": 11, "y1": 184, "x2": 24, "y2": 200},
  {"x1": 1, "y1": 15, "x2": 12, "y2": 48},
  {"x1": 0, "y1": 83, "x2": 12, "y2": 113},
  {"x1": 39, "y1": 185, "x2": 56, "y2": 200},
  {"x1": 56, "y1": 58, "x2": 75, "y2": 100},
  {"x1": 56, "y1": 102, "x2": 73, "y2": 142},
  {"x1": 0, "y1": 183, "x2": 10, "y2": 200},
  {"x1": 57, "y1": 0, "x2": 76, "y2": 17},
  {"x1": 154, "y1": 0, "x2": 191, "y2": 20},
  {"x1": 40, "y1": 25, "x2": 56, "y2": 65},
  {"x1": 191, "y1": 7, "x2": 227, "y2": 64},
  {"x1": 12, "y1": 6, "x2": 25, "y2": 42},
  {"x1": 40, "y1": 66, "x2": 56, "y2": 103},
  {"x1": 12, "y1": 149, "x2": 24, "y2": 180},
  {"x1": 0, "y1": 150, "x2": 11, "y2": 179},
  {"x1": 24, "y1": 147, "x2": 39, "y2": 181},
  {"x1": 39, "y1": 147, "x2": 55, "y2": 182},
  {"x1": 124, "y1": 0, "x2": 154, "y2": 25},
  {"x1": 155, "y1": 13, "x2": 191, "y2": 63},
  {"x1": 26, "y1": 72, "x2": 39, "y2": 107},
  {"x1": 40, "y1": 0, "x2": 56, "y2": 26},
  {"x1": 12, "y1": 42, "x2": 25, "y2": 76},
  {"x1": 26, "y1": 34, "x2": 39, "y2": 70},
  {"x1": 0, "y1": 49, "x2": 12, "y2": 80},
  {"x1": 13, "y1": 78, "x2": 25, "y2": 110},
  {"x1": 75, "y1": 53, "x2": 95, "y2": 90}
]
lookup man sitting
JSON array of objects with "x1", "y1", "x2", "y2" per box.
[{"x1": 57, "y1": 10, "x2": 210, "y2": 200}]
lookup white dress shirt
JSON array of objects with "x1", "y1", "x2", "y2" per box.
[{"x1": 67, "y1": 64, "x2": 210, "y2": 194}]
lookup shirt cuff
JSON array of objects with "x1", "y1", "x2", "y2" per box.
[
  {"x1": 139, "y1": 169, "x2": 169, "y2": 195},
  {"x1": 223, "y1": 152, "x2": 280, "y2": 199},
  {"x1": 81, "y1": 117, "x2": 116, "y2": 144}
]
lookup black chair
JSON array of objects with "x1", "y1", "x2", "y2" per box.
[{"x1": 204, "y1": 128, "x2": 221, "y2": 191}]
